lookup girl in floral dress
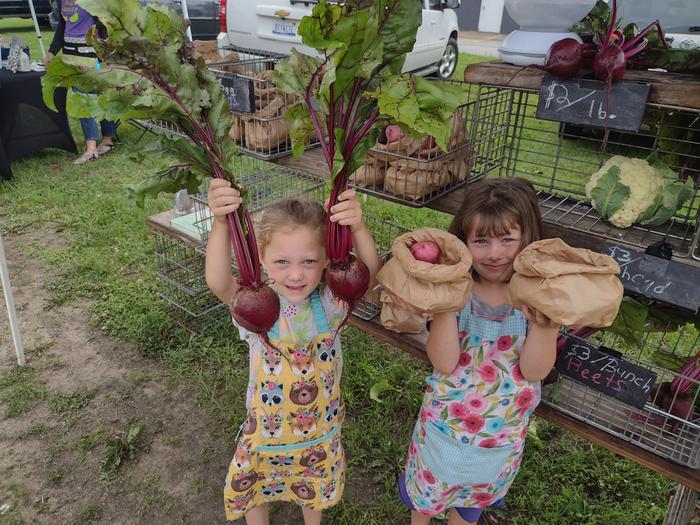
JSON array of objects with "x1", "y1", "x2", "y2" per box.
[
  {"x1": 205, "y1": 180, "x2": 381, "y2": 525},
  {"x1": 398, "y1": 178, "x2": 560, "y2": 525}
]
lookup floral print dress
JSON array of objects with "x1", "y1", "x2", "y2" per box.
[{"x1": 403, "y1": 294, "x2": 541, "y2": 516}]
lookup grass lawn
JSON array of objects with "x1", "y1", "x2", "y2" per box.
[{"x1": 0, "y1": 16, "x2": 678, "y2": 525}]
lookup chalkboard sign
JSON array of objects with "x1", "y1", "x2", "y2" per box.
[
  {"x1": 215, "y1": 72, "x2": 255, "y2": 113},
  {"x1": 556, "y1": 334, "x2": 657, "y2": 409},
  {"x1": 603, "y1": 243, "x2": 700, "y2": 312},
  {"x1": 536, "y1": 75, "x2": 650, "y2": 132}
]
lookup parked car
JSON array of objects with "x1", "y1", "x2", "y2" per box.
[
  {"x1": 0, "y1": 0, "x2": 52, "y2": 26},
  {"x1": 148, "y1": 0, "x2": 219, "y2": 40},
  {"x1": 616, "y1": 0, "x2": 699, "y2": 50},
  {"x1": 217, "y1": 0, "x2": 461, "y2": 79}
]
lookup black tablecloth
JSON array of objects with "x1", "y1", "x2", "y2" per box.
[{"x1": 0, "y1": 69, "x2": 77, "y2": 180}]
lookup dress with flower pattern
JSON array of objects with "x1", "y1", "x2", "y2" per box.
[{"x1": 403, "y1": 294, "x2": 541, "y2": 516}]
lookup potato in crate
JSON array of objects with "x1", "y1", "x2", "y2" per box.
[
  {"x1": 208, "y1": 46, "x2": 319, "y2": 160},
  {"x1": 349, "y1": 107, "x2": 478, "y2": 207}
]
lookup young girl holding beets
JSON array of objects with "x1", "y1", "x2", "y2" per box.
[
  {"x1": 205, "y1": 178, "x2": 381, "y2": 525},
  {"x1": 397, "y1": 178, "x2": 560, "y2": 524}
]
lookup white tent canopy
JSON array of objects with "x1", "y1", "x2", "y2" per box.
[{"x1": 0, "y1": 234, "x2": 25, "y2": 366}]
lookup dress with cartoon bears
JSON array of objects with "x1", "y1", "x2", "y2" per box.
[{"x1": 224, "y1": 285, "x2": 348, "y2": 520}]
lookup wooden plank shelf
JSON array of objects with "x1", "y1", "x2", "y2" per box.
[{"x1": 462, "y1": 61, "x2": 700, "y2": 111}]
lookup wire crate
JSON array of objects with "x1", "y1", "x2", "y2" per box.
[
  {"x1": 467, "y1": 84, "x2": 700, "y2": 259},
  {"x1": 131, "y1": 118, "x2": 188, "y2": 139},
  {"x1": 209, "y1": 46, "x2": 319, "y2": 160},
  {"x1": 349, "y1": 96, "x2": 484, "y2": 207},
  {"x1": 191, "y1": 159, "x2": 327, "y2": 244},
  {"x1": 154, "y1": 231, "x2": 208, "y2": 295},
  {"x1": 542, "y1": 323, "x2": 700, "y2": 467}
]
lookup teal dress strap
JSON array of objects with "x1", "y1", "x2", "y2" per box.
[{"x1": 267, "y1": 288, "x2": 329, "y2": 340}]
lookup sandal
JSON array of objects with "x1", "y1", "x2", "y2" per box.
[
  {"x1": 96, "y1": 143, "x2": 114, "y2": 155},
  {"x1": 74, "y1": 151, "x2": 99, "y2": 165}
]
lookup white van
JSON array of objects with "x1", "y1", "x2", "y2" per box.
[
  {"x1": 217, "y1": 0, "x2": 461, "y2": 79},
  {"x1": 616, "y1": 0, "x2": 699, "y2": 50}
]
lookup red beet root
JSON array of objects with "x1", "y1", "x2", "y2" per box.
[
  {"x1": 230, "y1": 284, "x2": 280, "y2": 333},
  {"x1": 326, "y1": 256, "x2": 370, "y2": 302},
  {"x1": 594, "y1": 46, "x2": 626, "y2": 82},
  {"x1": 542, "y1": 38, "x2": 583, "y2": 79},
  {"x1": 410, "y1": 240, "x2": 441, "y2": 264}
]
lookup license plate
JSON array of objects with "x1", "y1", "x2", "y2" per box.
[{"x1": 272, "y1": 22, "x2": 296, "y2": 36}]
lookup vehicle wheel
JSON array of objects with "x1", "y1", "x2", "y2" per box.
[{"x1": 436, "y1": 37, "x2": 458, "y2": 79}]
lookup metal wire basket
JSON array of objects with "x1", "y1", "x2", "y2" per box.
[
  {"x1": 131, "y1": 118, "x2": 189, "y2": 140},
  {"x1": 349, "y1": 95, "x2": 483, "y2": 207},
  {"x1": 542, "y1": 323, "x2": 700, "y2": 467},
  {"x1": 468, "y1": 84, "x2": 700, "y2": 259},
  {"x1": 208, "y1": 46, "x2": 320, "y2": 160},
  {"x1": 191, "y1": 159, "x2": 327, "y2": 244},
  {"x1": 153, "y1": 231, "x2": 230, "y2": 334}
]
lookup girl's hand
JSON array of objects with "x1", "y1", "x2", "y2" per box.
[
  {"x1": 327, "y1": 189, "x2": 365, "y2": 233},
  {"x1": 207, "y1": 178, "x2": 242, "y2": 224},
  {"x1": 521, "y1": 305, "x2": 560, "y2": 330}
]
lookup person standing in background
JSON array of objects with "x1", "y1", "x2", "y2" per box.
[{"x1": 46, "y1": 0, "x2": 116, "y2": 165}]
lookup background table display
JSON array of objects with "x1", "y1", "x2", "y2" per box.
[{"x1": 0, "y1": 69, "x2": 76, "y2": 180}]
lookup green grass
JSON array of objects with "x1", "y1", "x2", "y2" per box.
[{"x1": 0, "y1": 21, "x2": 679, "y2": 523}]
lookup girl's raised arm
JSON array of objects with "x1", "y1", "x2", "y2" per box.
[
  {"x1": 205, "y1": 179, "x2": 240, "y2": 306},
  {"x1": 519, "y1": 306, "x2": 560, "y2": 381},
  {"x1": 425, "y1": 312, "x2": 461, "y2": 375}
]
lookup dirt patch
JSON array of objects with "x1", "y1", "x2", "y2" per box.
[{"x1": 0, "y1": 228, "x2": 237, "y2": 524}]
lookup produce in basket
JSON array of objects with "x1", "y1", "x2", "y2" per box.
[
  {"x1": 652, "y1": 352, "x2": 700, "y2": 432},
  {"x1": 271, "y1": 0, "x2": 469, "y2": 307},
  {"x1": 376, "y1": 228, "x2": 472, "y2": 333},
  {"x1": 43, "y1": 0, "x2": 279, "y2": 336},
  {"x1": 585, "y1": 155, "x2": 693, "y2": 228}
]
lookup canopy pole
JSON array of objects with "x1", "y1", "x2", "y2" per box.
[
  {"x1": 0, "y1": 234, "x2": 25, "y2": 367},
  {"x1": 180, "y1": 0, "x2": 193, "y2": 42},
  {"x1": 27, "y1": 0, "x2": 47, "y2": 59}
]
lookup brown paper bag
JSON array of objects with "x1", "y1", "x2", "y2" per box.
[
  {"x1": 192, "y1": 40, "x2": 221, "y2": 62},
  {"x1": 379, "y1": 291, "x2": 426, "y2": 334},
  {"x1": 349, "y1": 157, "x2": 385, "y2": 188},
  {"x1": 506, "y1": 238, "x2": 623, "y2": 328},
  {"x1": 244, "y1": 97, "x2": 290, "y2": 150},
  {"x1": 229, "y1": 112, "x2": 244, "y2": 142},
  {"x1": 377, "y1": 228, "x2": 473, "y2": 320},
  {"x1": 369, "y1": 135, "x2": 423, "y2": 163},
  {"x1": 384, "y1": 160, "x2": 451, "y2": 200}
]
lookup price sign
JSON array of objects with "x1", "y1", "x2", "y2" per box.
[
  {"x1": 556, "y1": 334, "x2": 657, "y2": 409},
  {"x1": 536, "y1": 75, "x2": 650, "y2": 132},
  {"x1": 215, "y1": 72, "x2": 255, "y2": 113},
  {"x1": 603, "y1": 243, "x2": 700, "y2": 312}
]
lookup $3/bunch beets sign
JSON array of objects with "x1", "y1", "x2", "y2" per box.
[{"x1": 556, "y1": 334, "x2": 657, "y2": 409}]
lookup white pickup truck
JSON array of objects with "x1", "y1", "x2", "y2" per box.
[{"x1": 216, "y1": 0, "x2": 461, "y2": 79}]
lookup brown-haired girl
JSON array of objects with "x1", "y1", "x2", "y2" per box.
[
  {"x1": 205, "y1": 178, "x2": 381, "y2": 525},
  {"x1": 397, "y1": 178, "x2": 559, "y2": 525}
]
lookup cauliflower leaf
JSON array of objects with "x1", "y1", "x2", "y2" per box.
[{"x1": 588, "y1": 165, "x2": 629, "y2": 218}]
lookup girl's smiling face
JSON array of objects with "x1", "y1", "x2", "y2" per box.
[
  {"x1": 261, "y1": 226, "x2": 327, "y2": 303},
  {"x1": 467, "y1": 218, "x2": 522, "y2": 283}
]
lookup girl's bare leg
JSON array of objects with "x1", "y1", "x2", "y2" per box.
[
  {"x1": 447, "y1": 508, "x2": 477, "y2": 525},
  {"x1": 411, "y1": 510, "x2": 432, "y2": 525},
  {"x1": 244, "y1": 504, "x2": 269, "y2": 525},
  {"x1": 301, "y1": 506, "x2": 322, "y2": 525}
]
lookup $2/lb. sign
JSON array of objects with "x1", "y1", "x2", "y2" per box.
[
  {"x1": 215, "y1": 72, "x2": 255, "y2": 114},
  {"x1": 536, "y1": 75, "x2": 650, "y2": 132},
  {"x1": 556, "y1": 334, "x2": 657, "y2": 409}
]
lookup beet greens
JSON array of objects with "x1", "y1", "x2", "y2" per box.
[
  {"x1": 42, "y1": 0, "x2": 278, "y2": 333},
  {"x1": 271, "y1": 0, "x2": 468, "y2": 302}
]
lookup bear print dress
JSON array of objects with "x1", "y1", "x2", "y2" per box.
[{"x1": 224, "y1": 286, "x2": 348, "y2": 520}]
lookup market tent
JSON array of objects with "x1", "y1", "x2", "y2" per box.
[
  {"x1": 0, "y1": 234, "x2": 25, "y2": 366},
  {"x1": 26, "y1": 0, "x2": 47, "y2": 59}
]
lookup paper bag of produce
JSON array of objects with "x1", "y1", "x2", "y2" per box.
[
  {"x1": 506, "y1": 238, "x2": 623, "y2": 327},
  {"x1": 376, "y1": 228, "x2": 473, "y2": 332}
]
